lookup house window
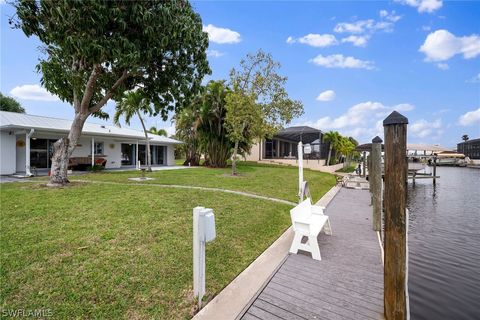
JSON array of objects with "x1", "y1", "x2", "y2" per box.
[{"x1": 92, "y1": 142, "x2": 104, "y2": 155}]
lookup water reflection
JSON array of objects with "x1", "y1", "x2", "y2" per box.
[{"x1": 407, "y1": 167, "x2": 480, "y2": 320}]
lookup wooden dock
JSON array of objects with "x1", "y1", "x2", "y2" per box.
[{"x1": 240, "y1": 188, "x2": 384, "y2": 320}]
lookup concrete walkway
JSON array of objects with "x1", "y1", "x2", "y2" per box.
[{"x1": 240, "y1": 188, "x2": 384, "y2": 320}]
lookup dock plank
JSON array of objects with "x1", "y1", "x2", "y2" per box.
[{"x1": 240, "y1": 188, "x2": 384, "y2": 320}]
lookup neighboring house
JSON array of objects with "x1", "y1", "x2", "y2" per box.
[
  {"x1": 0, "y1": 111, "x2": 181, "y2": 175},
  {"x1": 245, "y1": 126, "x2": 330, "y2": 167},
  {"x1": 457, "y1": 138, "x2": 480, "y2": 160}
]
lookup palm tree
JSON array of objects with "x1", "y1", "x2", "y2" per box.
[
  {"x1": 196, "y1": 80, "x2": 232, "y2": 167},
  {"x1": 462, "y1": 134, "x2": 469, "y2": 142},
  {"x1": 114, "y1": 91, "x2": 154, "y2": 171},
  {"x1": 175, "y1": 80, "x2": 241, "y2": 168},
  {"x1": 337, "y1": 136, "x2": 356, "y2": 168},
  {"x1": 323, "y1": 131, "x2": 341, "y2": 166},
  {"x1": 175, "y1": 98, "x2": 202, "y2": 166},
  {"x1": 149, "y1": 126, "x2": 168, "y2": 137}
]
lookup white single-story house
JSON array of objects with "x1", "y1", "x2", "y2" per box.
[{"x1": 0, "y1": 111, "x2": 181, "y2": 175}]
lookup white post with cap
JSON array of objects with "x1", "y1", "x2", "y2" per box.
[
  {"x1": 298, "y1": 141, "x2": 303, "y2": 202},
  {"x1": 193, "y1": 206, "x2": 216, "y2": 309}
]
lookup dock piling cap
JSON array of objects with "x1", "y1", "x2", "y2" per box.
[
  {"x1": 372, "y1": 136, "x2": 383, "y2": 143},
  {"x1": 383, "y1": 111, "x2": 408, "y2": 125}
]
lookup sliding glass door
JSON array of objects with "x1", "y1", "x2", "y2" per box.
[
  {"x1": 121, "y1": 143, "x2": 136, "y2": 166},
  {"x1": 137, "y1": 145, "x2": 166, "y2": 166}
]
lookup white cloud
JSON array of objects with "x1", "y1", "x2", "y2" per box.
[
  {"x1": 341, "y1": 35, "x2": 369, "y2": 47},
  {"x1": 419, "y1": 30, "x2": 480, "y2": 62},
  {"x1": 436, "y1": 63, "x2": 449, "y2": 70},
  {"x1": 458, "y1": 108, "x2": 480, "y2": 126},
  {"x1": 466, "y1": 73, "x2": 480, "y2": 83},
  {"x1": 286, "y1": 36, "x2": 295, "y2": 44},
  {"x1": 202, "y1": 24, "x2": 241, "y2": 44},
  {"x1": 207, "y1": 50, "x2": 224, "y2": 58},
  {"x1": 316, "y1": 90, "x2": 336, "y2": 102},
  {"x1": 299, "y1": 34, "x2": 338, "y2": 47},
  {"x1": 334, "y1": 17, "x2": 397, "y2": 34},
  {"x1": 334, "y1": 19, "x2": 378, "y2": 34},
  {"x1": 10, "y1": 84, "x2": 59, "y2": 101},
  {"x1": 298, "y1": 101, "x2": 414, "y2": 142},
  {"x1": 410, "y1": 119, "x2": 442, "y2": 138},
  {"x1": 333, "y1": 11, "x2": 400, "y2": 47},
  {"x1": 310, "y1": 54, "x2": 375, "y2": 70},
  {"x1": 380, "y1": 10, "x2": 402, "y2": 22},
  {"x1": 286, "y1": 34, "x2": 338, "y2": 47},
  {"x1": 395, "y1": 0, "x2": 443, "y2": 13}
]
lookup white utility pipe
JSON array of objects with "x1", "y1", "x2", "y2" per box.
[
  {"x1": 298, "y1": 141, "x2": 303, "y2": 202},
  {"x1": 136, "y1": 140, "x2": 139, "y2": 169},
  {"x1": 25, "y1": 129, "x2": 34, "y2": 176},
  {"x1": 91, "y1": 137, "x2": 95, "y2": 167}
]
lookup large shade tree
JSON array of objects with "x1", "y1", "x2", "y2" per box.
[
  {"x1": 226, "y1": 50, "x2": 304, "y2": 175},
  {"x1": 11, "y1": 0, "x2": 209, "y2": 186}
]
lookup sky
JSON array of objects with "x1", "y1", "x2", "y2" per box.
[{"x1": 1, "y1": 0, "x2": 479, "y2": 148}]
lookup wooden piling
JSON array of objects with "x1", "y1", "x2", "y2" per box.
[
  {"x1": 383, "y1": 111, "x2": 408, "y2": 320},
  {"x1": 433, "y1": 156, "x2": 437, "y2": 185},
  {"x1": 371, "y1": 136, "x2": 383, "y2": 231}
]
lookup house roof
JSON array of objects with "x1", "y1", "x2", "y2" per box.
[
  {"x1": 0, "y1": 111, "x2": 181, "y2": 144},
  {"x1": 273, "y1": 126, "x2": 322, "y2": 143},
  {"x1": 458, "y1": 138, "x2": 480, "y2": 144}
]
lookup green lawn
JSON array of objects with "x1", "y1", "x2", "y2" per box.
[
  {"x1": 1, "y1": 162, "x2": 335, "y2": 319},
  {"x1": 335, "y1": 163, "x2": 357, "y2": 173},
  {"x1": 77, "y1": 161, "x2": 336, "y2": 203}
]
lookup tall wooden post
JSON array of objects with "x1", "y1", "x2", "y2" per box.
[
  {"x1": 383, "y1": 111, "x2": 408, "y2": 320},
  {"x1": 433, "y1": 156, "x2": 437, "y2": 185},
  {"x1": 371, "y1": 136, "x2": 383, "y2": 231}
]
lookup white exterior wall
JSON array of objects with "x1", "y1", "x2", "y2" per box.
[
  {"x1": 2, "y1": 130, "x2": 179, "y2": 174},
  {"x1": 71, "y1": 137, "x2": 123, "y2": 169},
  {"x1": 166, "y1": 144, "x2": 175, "y2": 165},
  {"x1": 15, "y1": 135, "x2": 26, "y2": 172},
  {"x1": 1, "y1": 131, "x2": 16, "y2": 175},
  {"x1": 245, "y1": 141, "x2": 262, "y2": 161}
]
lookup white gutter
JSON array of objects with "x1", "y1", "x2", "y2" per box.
[{"x1": 25, "y1": 128, "x2": 34, "y2": 176}]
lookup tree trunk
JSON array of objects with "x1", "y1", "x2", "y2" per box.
[
  {"x1": 232, "y1": 140, "x2": 239, "y2": 175},
  {"x1": 326, "y1": 144, "x2": 332, "y2": 166},
  {"x1": 47, "y1": 112, "x2": 88, "y2": 187},
  {"x1": 137, "y1": 112, "x2": 152, "y2": 172}
]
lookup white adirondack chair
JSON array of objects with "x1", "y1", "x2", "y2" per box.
[{"x1": 289, "y1": 198, "x2": 332, "y2": 261}]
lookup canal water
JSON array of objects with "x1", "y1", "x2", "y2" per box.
[{"x1": 407, "y1": 166, "x2": 480, "y2": 320}]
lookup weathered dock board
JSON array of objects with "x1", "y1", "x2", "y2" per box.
[{"x1": 240, "y1": 188, "x2": 384, "y2": 320}]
